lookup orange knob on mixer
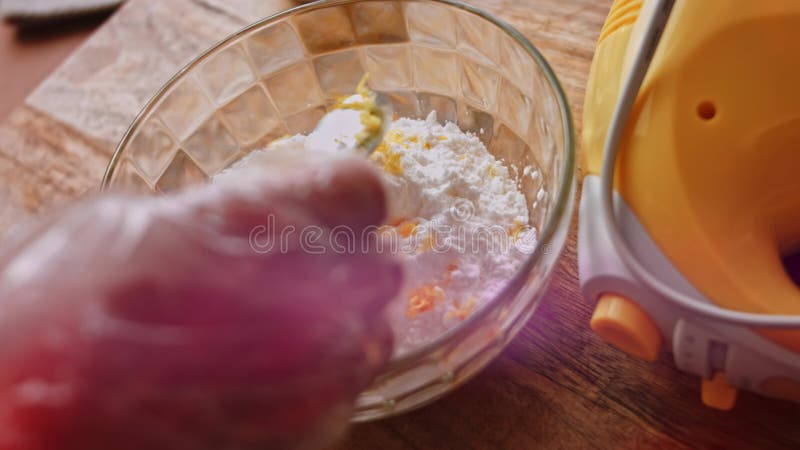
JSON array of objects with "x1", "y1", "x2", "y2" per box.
[
  {"x1": 590, "y1": 293, "x2": 662, "y2": 362},
  {"x1": 701, "y1": 372, "x2": 738, "y2": 411}
]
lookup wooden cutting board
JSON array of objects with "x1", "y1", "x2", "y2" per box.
[{"x1": 0, "y1": 0, "x2": 798, "y2": 448}]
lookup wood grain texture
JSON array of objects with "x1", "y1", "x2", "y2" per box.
[{"x1": 0, "y1": 0, "x2": 798, "y2": 449}]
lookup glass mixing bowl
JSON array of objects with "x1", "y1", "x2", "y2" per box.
[{"x1": 102, "y1": 0, "x2": 575, "y2": 420}]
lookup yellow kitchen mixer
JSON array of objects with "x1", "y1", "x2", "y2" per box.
[{"x1": 580, "y1": 0, "x2": 800, "y2": 410}]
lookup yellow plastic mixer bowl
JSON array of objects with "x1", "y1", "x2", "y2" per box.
[{"x1": 583, "y1": 0, "x2": 800, "y2": 352}]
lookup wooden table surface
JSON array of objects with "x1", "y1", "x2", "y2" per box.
[{"x1": 1, "y1": 0, "x2": 799, "y2": 448}]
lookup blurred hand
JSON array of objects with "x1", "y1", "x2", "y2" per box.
[{"x1": 0, "y1": 156, "x2": 401, "y2": 450}]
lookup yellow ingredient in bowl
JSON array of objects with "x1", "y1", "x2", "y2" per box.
[
  {"x1": 407, "y1": 284, "x2": 445, "y2": 318},
  {"x1": 395, "y1": 219, "x2": 419, "y2": 238},
  {"x1": 370, "y1": 141, "x2": 403, "y2": 175},
  {"x1": 447, "y1": 296, "x2": 478, "y2": 321}
]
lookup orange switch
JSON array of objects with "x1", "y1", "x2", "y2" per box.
[
  {"x1": 701, "y1": 372, "x2": 738, "y2": 410},
  {"x1": 590, "y1": 293, "x2": 662, "y2": 362}
]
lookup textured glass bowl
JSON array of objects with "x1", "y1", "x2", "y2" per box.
[{"x1": 102, "y1": 0, "x2": 575, "y2": 420}]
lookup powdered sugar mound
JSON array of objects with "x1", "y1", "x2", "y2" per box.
[
  {"x1": 214, "y1": 111, "x2": 538, "y2": 356},
  {"x1": 374, "y1": 112, "x2": 535, "y2": 354}
]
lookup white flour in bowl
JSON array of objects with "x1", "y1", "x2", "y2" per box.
[{"x1": 216, "y1": 111, "x2": 539, "y2": 355}]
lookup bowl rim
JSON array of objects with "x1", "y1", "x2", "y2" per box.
[{"x1": 101, "y1": 0, "x2": 575, "y2": 370}]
